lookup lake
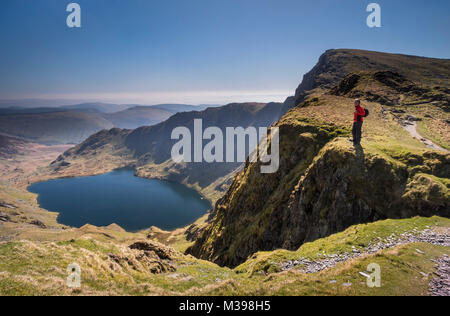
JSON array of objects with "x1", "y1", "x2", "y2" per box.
[{"x1": 28, "y1": 169, "x2": 211, "y2": 232}]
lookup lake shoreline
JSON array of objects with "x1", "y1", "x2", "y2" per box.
[{"x1": 28, "y1": 169, "x2": 211, "y2": 233}]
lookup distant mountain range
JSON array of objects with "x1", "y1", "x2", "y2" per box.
[
  {"x1": 0, "y1": 103, "x2": 215, "y2": 145},
  {"x1": 150, "y1": 104, "x2": 213, "y2": 113},
  {"x1": 61, "y1": 103, "x2": 130, "y2": 114},
  {"x1": 47, "y1": 101, "x2": 288, "y2": 201}
]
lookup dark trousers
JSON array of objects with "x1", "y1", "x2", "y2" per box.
[{"x1": 352, "y1": 122, "x2": 363, "y2": 144}]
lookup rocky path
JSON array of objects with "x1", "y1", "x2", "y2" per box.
[
  {"x1": 280, "y1": 228, "x2": 449, "y2": 295},
  {"x1": 429, "y1": 255, "x2": 450, "y2": 296},
  {"x1": 402, "y1": 119, "x2": 448, "y2": 153},
  {"x1": 383, "y1": 106, "x2": 449, "y2": 153}
]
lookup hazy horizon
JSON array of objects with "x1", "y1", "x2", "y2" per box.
[
  {"x1": 0, "y1": 89, "x2": 291, "y2": 108},
  {"x1": 1, "y1": 0, "x2": 449, "y2": 107}
]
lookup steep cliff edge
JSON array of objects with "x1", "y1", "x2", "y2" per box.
[
  {"x1": 188, "y1": 50, "x2": 450, "y2": 267},
  {"x1": 188, "y1": 113, "x2": 449, "y2": 267}
]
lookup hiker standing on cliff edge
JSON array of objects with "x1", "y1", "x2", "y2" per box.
[{"x1": 352, "y1": 99, "x2": 366, "y2": 146}]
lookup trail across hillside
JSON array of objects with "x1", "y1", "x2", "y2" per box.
[
  {"x1": 429, "y1": 255, "x2": 450, "y2": 296},
  {"x1": 280, "y1": 227, "x2": 450, "y2": 296},
  {"x1": 402, "y1": 120, "x2": 449, "y2": 153},
  {"x1": 386, "y1": 106, "x2": 449, "y2": 153},
  {"x1": 280, "y1": 227, "x2": 450, "y2": 273}
]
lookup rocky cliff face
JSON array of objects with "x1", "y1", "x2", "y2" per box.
[
  {"x1": 187, "y1": 118, "x2": 351, "y2": 266},
  {"x1": 331, "y1": 71, "x2": 449, "y2": 108},
  {"x1": 188, "y1": 126, "x2": 449, "y2": 267},
  {"x1": 187, "y1": 50, "x2": 450, "y2": 267}
]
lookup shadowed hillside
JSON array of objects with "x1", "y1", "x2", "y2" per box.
[
  {"x1": 47, "y1": 102, "x2": 287, "y2": 202},
  {"x1": 0, "y1": 111, "x2": 115, "y2": 145},
  {"x1": 0, "y1": 135, "x2": 28, "y2": 159},
  {"x1": 0, "y1": 106, "x2": 175, "y2": 145},
  {"x1": 105, "y1": 106, "x2": 173, "y2": 129}
]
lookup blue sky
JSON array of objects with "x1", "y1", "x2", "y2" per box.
[{"x1": 0, "y1": 0, "x2": 449, "y2": 105}]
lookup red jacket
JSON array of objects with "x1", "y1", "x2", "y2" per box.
[{"x1": 354, "y1": 105, "x2": 366, "y2": 123}]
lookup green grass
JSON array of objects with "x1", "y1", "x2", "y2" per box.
[
  {"x1": 0, "y1": 216, "x2": 448, "y2": 296},
  {"x1": 235, "y1": 216, "x2": 450, "y2": 275},
  {"x1": 406, "y1": 104, "x2": 450, "y2": 151},
  {"x1": 245, "y1": 243, "x2": 449, "y2": 296}
]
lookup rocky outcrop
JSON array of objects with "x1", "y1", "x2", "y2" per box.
[
  {"x1": 331, "y1": 71, "x2": 449, "y2": 107},
  {"x1": 109, "y1": 240, "x2": 179, "y2": 274},
  {"x1": 30, "y1": 219, "x2": 47, "y2": 229},
  {"x1": 280, "y1": 141, "x2": 449, "y2": 250},
  {"x1": 188, "y1": 137, "x2": 450, "y2": 267},
  {"x1": 0, "y1": 212, "x2": 10, "y2": 222},
  {"x1": 185, "y1": 223, "x2": 207, "y2": 242},
  {"x1": 129, "y1": 240, "x2": 179, "y2": 261},
  {"x1": 430, "y1": 255, "x2": 450, "y2": 296},
  {"x1": 293, "y1": 49, "x2": 389, "y2": 104},
  {"x1": 187, "y1": 118, "x2": 352, "y2": 267}
]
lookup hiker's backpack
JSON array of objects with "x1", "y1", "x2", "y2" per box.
[{"x1": 364, "y1": 108, "x2": 370, "y2": 118}]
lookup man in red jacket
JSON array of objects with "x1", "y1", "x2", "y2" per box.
[{"x1": 352, "y1": 99, "x2": 366, "y2": 145}]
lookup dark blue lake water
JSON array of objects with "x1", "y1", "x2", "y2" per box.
[{"x1": 28, "y1": 169, "x2": 211, "y2": 232}]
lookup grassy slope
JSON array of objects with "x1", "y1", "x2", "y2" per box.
[
  {"x1": 312, "y1": 49, "x2": 450, "y2": 88},
  {"x1": 147, "y1": 214, "x2": 211, "y2": 253},
  {"x1": 343, "y1": 49, "x2": 450, "y2": 87},
  {"x1": 0, "y1": 217, "x2": 448, "y2": 296},
  {"x1": 236, "y1": 216, "x2": 449, "y2": 275}
]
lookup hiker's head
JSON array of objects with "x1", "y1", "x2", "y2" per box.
[{"x1": 354, "y1": 99, "x2": 361, "y2": 107}]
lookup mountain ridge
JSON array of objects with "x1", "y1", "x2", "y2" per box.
[
  {"x1": 46, "y1": 102, "x2": 288, "y2": 202},
  {"x1": 0, "y1": 103, "x2": 213, "y2": 145},
  {"x1": 293, "y1": 49, "x2": 450, "y2": 105}
]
